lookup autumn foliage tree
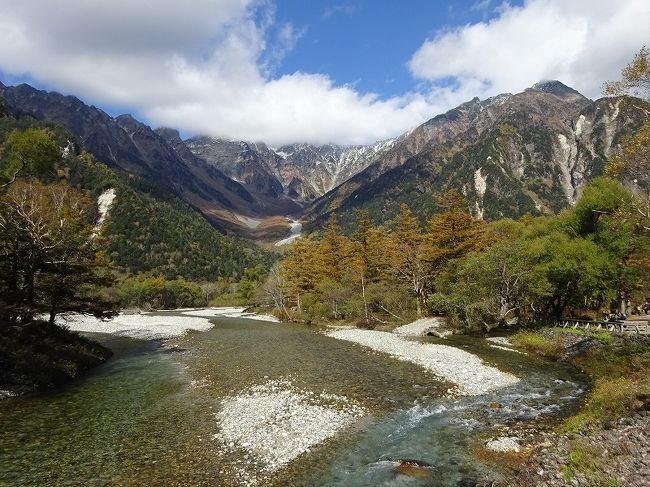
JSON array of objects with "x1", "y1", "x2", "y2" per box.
[
  {"x1": 604, "y1": 46, "x2": 650, "y2": 233},
  {"x1": 0, "y1": 180, "x2": 116, "y2": 325}
]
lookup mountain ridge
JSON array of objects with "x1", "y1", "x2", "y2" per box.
[
  {"x1": 1, "y1": 80, "x2": 645, "y2": 240},
  {"x1": 303, "y1": 82, "x2": 647, "y2": 229}
]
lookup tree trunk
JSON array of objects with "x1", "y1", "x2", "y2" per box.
[
  {"x1": 361, "y1": 274, "x2": 369, "y2": 323},
  {"x1": 48, "y1": 307, "x2": 56, "y2": 327}
]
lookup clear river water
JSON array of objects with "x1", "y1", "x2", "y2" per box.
[{"x1": 0, "y1": 315, "x2": 586, "y2": 486}]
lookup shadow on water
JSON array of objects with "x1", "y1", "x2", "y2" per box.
[{"x1": 0, "y1": 318, "x2": 586, "y2": 486}]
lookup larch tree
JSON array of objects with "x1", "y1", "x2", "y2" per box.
[
  {"x1": 281, "y1": 236, "x2": 322, "y2": 313},
  {"x1": 426, "y1": 190, "x2": 487, "y2": 286},
  {"x1": 390, "y1": 204, "x2": 429, "y2": 316}
]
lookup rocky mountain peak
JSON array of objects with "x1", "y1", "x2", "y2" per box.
[
  {"x1": 154, "y1": 127, "x2": 182, "y2": 142},
  {"x1": 530, "y1": 80, "x2": 587, "y2": 100}
]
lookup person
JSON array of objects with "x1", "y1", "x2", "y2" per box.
[{"x1": 643, "y1": 301, "x2": 650, "y2": 315}]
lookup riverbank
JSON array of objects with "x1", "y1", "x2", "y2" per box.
[
  {"x1": 495, "y1": 327, "x2": 650, "y2": 486},
  {"x1": 180, "y1": 307, "x2": 280, "y2": 322},
  {"x1": 0, "y1": 308, "x2": 278, "y2": 400},
  {"x1": 0, "y1": 320, "x2": 112, "y2": 398}
]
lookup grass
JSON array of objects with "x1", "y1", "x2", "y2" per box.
[
  {"x1": 562, "y1": 438, "x2": 621, "y2": 486},
  {"x1": 510, "y1": 330, "x2": 566, "y2": 358},
  {"x1": 208, "y1": 293, "x2": 246, "y2": 307}
]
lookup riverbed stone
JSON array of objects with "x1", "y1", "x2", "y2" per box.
[{"x1": 485, "y1": 436, "x2": 521, "y2": 452}]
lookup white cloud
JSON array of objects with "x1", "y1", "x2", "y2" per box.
[
  {"x1": 409, "y1": 0, "x2": 650, "y2": 102},
  {"x1": 0, "y1": 0, "x2": 646, "y2": 145},
  {"x1": 0, "y1": 0, "x2": 432, "y2": 145}
]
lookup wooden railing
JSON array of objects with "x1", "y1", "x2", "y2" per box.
[{"x1": 554, "y1": 318, "x2": 650, "y2": 335}]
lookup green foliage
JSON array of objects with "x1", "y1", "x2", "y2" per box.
[
  {"x1": 0, "y1": 128, "x2": 59, "y2": 186},
  {"x1": 115, "y1": 275, "x2": 203, "y2": 310},
  {"x1": 510, "y1": 331, "x2": 566, "y2": 359},
  {"x1": 429, "y1": 178, "x2": 647, "y2": 330},
  {"x1": 238, "y1": 264, "x2": 268, "y2": 303},
  {"x1": 0, "y1": 107, "x2": 271, "y2": 285},
  {"x1": 64, "y1": 152, "x2": 271, "y2": 281},
  {"x1": 283, "y1": 178, "x2": 648, "y2": 329}
]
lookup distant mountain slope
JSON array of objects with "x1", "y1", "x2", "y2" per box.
[
  {"x1": 304, "y1": 81, "x2": 648, "y2": 228},
  {"x1": 185, "y1": 136, "x2": 397, "y2": 203},
  {"x1": 0, "y1": 83, "x2": 297, "y2": 231},
  {"x1": 3, "y1": 80, "x2": 644, "y2": 239}
]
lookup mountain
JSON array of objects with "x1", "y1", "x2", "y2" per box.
[
  {"x1": 0, "y1": 94, "x2": 270, "y2": 280},
  {"x1": 185, "y1": 136, "x2": 398, "y2": 203},
  {"x1": 0, "y1": 83, "x2": 297, "y2": 233},
  {"x1": 2, "y1": 80, "x2": 645, "y2": 241},
  {"x1": 304, "y1": 81, "x2": 648, "y2": 228},
  {"x1": 276, "y1": 138, "x2": 399, "y2": 196}
]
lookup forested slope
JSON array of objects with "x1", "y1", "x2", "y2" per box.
[{"x1": 0, "y1": 104, "x2": 270, "y2": 282}]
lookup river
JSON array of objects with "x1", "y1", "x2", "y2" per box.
[{"x1": 0, "y1": 315, "x2": 586, "y2": 486}]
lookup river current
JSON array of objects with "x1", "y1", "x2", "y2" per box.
[{"x1": 0, "y1": 315, "x2": 585, "y2": 486}]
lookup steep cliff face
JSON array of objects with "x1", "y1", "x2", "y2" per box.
[
  {"x1": 185, "y1": 136, "x2": 398, "y2": 204},
  {"x1": 185, "y1": 137, "x2": 288, "y2": 201},
  {"x1": 304, "y1": 81, "x2": 647, "y2": 227},
  {"x1": 275, "y1": 139, "x2": 398, "y2": 196}
]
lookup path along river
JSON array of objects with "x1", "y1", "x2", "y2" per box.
[{"x1": 0, "y1": 312, "x2": 586, "y2": 486}]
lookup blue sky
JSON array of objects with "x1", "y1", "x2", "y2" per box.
[
  {"x1": 267, "y1": 1, "x2": 513, "y2": 98},
  {"x1": 0, "y1": 0, "x2": 646, "y2": 145}
]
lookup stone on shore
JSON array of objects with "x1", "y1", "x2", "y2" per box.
[
  {"x1": 485, "y1": 436, "x2": 521, "y2": 452},
  {"x1": 393, "y1": 317, "x2": 451, "y2": 338}
]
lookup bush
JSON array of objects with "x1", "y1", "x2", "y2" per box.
[
  {"x1": 0, "y1": 320, "x2": 112, "y2": 389},
  {"x1": 115, "y1": 275, "x2": 203, "y2": 310}
]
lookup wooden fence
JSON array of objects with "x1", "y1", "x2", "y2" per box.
[{"x1": 554, "y1": 318, "x2": 650, "y2": 335}]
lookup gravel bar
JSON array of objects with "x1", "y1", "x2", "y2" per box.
[
  {"x1": 327, "y1": 329, "x2": 519, "y2": 395},
  {"x1": 393, "y1": 317, "x2": 449, "y2": 337},
  {"x1": 181, "y1": 307, "x2": 279, "y2": 322},
  {"x1": 56, "y1": 313, "x2": 213, "y2": 340},
  {"x1": 213, "y1": 379, "x2": 364, "y2": 483}
]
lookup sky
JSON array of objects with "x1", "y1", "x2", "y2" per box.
[{"x1": 0, "y1": 0, "x2": 648, "y2": 146}]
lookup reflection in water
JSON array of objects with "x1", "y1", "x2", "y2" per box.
[{"x1": 0, "y1": 318, "x2": 585, "y2": 486}]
